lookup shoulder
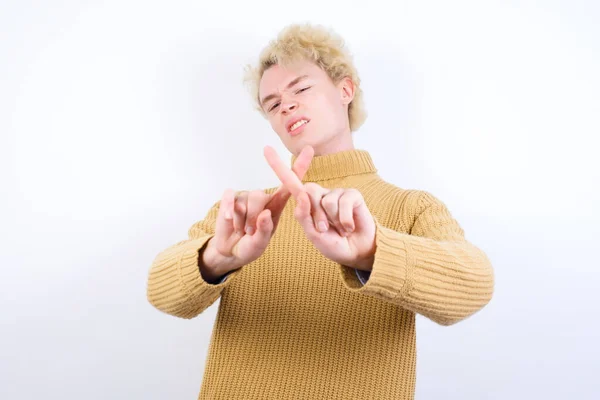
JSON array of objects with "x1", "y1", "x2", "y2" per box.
[
  {"x1": 365, "y1": 176, "x2": 431, "y2": 211},
  {"x1": 364, "y1": 177, "x2": 449, "y2": 230}
]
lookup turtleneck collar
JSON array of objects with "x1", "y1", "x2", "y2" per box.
[{"x1": 290, "y1": 149, "x2": 378, "y2": 182}]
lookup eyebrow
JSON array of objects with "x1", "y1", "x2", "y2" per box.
[{"x1": 260, "y1": 75, "x2": 310, "y2": 108}]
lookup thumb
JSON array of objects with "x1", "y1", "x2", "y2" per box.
[{"x1": 353, "y1": 202, "x2": 376, "y2": 234}]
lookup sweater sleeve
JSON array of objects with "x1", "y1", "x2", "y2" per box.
[
  {"x1": 146, "y1": 200, "x2": 243, "y2": 319},
  {"x1": 338, "y1": 191, "x2": 494, "y2": 326}
]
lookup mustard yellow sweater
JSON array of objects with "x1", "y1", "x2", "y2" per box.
[{"x1": 146, "y1": 149, "x2": 494, "y2": 399}]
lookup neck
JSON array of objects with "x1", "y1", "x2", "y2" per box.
[
  {"x1": 290, "y1": 147, "x2": 377, "y2": 182},
  {"x1": 311, "y1": 128, "x2": 355, "y2": 156}
]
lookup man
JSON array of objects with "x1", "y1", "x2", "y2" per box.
[{"x1": 146, "y1": 23, "x2": 494, "y2": 399}]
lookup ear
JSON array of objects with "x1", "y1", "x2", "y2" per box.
[{"x1": 338, "y1": 76, "x2": 355, "y2": 105}]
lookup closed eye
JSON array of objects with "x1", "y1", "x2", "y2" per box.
[{"x1": 268, "y1": 87, "x2": 311, "y2": 112}]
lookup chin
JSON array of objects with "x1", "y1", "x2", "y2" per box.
[
  {"x1": 279, "y1": 126, "x2": 329, "y2": 155},
  {"x1": 288, "y1": 139, "x2": 317, "y2": 155}
]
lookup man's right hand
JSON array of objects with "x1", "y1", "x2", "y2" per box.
[{"x1": 199, "y1": 145, "x2": 314, "y2": 280}]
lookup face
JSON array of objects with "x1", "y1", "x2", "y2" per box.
[{"x1": 258, "y1": 59, "x2": 355, "y2": 156}]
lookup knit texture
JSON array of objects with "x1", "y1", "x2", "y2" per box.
[{"x1": 146, "y1": 149, "x2": 494, "y2": 399}]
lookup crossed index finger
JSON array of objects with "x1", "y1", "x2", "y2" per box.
[{"x1": 263, "y1": 145, "x2": 307, "y2": 198}]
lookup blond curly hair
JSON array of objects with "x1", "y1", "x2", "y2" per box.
[{"x1": 243, "y1": 23, "x2": 367, "y2": 132}]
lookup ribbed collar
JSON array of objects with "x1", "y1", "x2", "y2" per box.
[{"x1": 290, "y1": 149, "x2": 377, "y2": 182}]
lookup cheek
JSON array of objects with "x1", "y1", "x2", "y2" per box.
[
  {"x1": 315, "y1": 94, "x2": 343, "y2": 126},
  {"x1": 317, "y1": 91, "x2": 341, "y2": 112},
  {"x1": 308, "y1": 93, "x2": 331, "y2": 117}
]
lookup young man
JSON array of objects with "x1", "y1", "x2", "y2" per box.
[{"x1": 146, "y1": 23, "x2": 494, "y2": 399}]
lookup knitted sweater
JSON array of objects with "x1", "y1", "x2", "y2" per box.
[{"x1": 146, "y1": 149, "x2": 495, "y2": 399}]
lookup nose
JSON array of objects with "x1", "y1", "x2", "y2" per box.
[{"x1": 280, "y1": 98, "x2": 298, "y2": 114}]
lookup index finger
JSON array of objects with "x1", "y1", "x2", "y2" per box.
[
  {"x1": 263, "y1": 145, "x2": 308, "y2": 198},
  {"x1": 265, "y1": 145, "x2": 313, "y2": 213}
]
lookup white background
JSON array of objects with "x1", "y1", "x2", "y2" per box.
[{"x1": 2, "y1": 0, "x2": 599, "y2": 398}]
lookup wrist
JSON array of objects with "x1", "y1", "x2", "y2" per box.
[
  {"x1": 352, "y1": 254, "x2": 374, "y2": 272},
  {"x1": 201, "y1": 238, "x2": 240, "y2": 277},
  {"x1": 200, "y1": 239, "x2": 223, "y2": 276}
]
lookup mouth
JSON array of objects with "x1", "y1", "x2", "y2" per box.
[{"x1": 287, "y1": 118, "x2": 310, "y2": 136}]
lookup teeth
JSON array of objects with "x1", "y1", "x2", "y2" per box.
[{"x1": 290, "y1": 120, "x2": 308, "y2": 131}]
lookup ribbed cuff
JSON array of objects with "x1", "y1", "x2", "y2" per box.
[
  {"x1": 180, "y1": 237, "x2": 224, "y2": 291},
  {"x1": 338, "y1": 223, "x2": 412, "y2": 301},
  {"x1": 147, "y1": 235, "x2": 242, "y2": 318}
]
